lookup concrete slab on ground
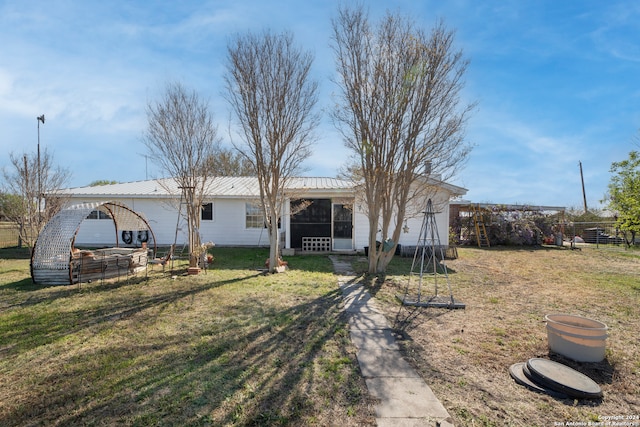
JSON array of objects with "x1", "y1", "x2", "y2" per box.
[
  {"x1": 350, "y1": 329, "x2": 400, "y2": 351},
  {"x1": 347, "y1": 311, "x2": 392, "y2": 330},
  {"x1": 356, "y1": 349, "x2": 420, "y2": 378},
  {"x1": 365, "y1": 377, "x2": 452, "y2": 419},
  {"x1": 342, "y1": 296, "x2": 381, "y2": 314},
  {"x1": 330, "y1": 256, "x2": 454, "y2": 427}
]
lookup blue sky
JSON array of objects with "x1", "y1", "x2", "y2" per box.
[{"x1": 1, "y1": 0, "x2": 639, "y2": 210}]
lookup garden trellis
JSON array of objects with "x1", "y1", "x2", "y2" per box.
[
  {"x1": 400, "y1": 199, "x2": 465, "y2": 309},
  {"x1": 31, "y1": 201, "x2": 156, "y2": 285}
]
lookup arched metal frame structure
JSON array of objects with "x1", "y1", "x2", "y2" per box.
[{"x1": 31, "y1": 201, "x2": 157, "y2": 285}]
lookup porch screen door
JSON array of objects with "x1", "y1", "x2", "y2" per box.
[{"x1": 332, "y1": 203, "x2": 353, "y2": 250}]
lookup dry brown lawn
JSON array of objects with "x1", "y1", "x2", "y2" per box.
[{"x1": 352, "y1": 246, "x2": 640, "y2": 427}]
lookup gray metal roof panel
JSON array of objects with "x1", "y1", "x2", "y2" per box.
[{"x1": 60, "y1": 176, "x2": 464, "y2": 198}]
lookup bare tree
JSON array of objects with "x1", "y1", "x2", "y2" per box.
[
  {"x1": 2, "y1": 148, "x2": 71, "y2": 248},
  {"x1": 143, "y1": 82, "x2": 222, "y2": 267},
  {"x1": 225, "y1": 30, "x2": 319, "y2": 272},
  {"x1": 331, "y1": 6, "x2": 473, "y2": 273}
]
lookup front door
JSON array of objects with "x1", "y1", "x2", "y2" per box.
[{"x1": 332, "y1": 203, "x2": 353, "y2": 250}]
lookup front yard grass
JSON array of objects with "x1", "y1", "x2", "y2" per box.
[
  {"x1": 4, "y1": 244, "x2": 638, "y2": 426},
  {"x1": 0, "y1": 247, "x2": 375, "y2": 426},
  {"x1": 350, "y1": 246, "x2": 640, "y2": 426}
]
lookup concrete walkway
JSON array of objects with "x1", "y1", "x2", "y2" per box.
[{"x1": 329, "y1": 256, "x2": 454, "y2": 427}]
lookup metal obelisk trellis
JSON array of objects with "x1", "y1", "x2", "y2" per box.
[{"x1": 400, "y1": 199, "x2": 465, "y2": 309}]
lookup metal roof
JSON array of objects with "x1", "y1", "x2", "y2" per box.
[
  {"x1": 60, "y1": 176, "x2": 354, "y2": 198},
  {"x1": 60, "y1": 176, "x2": 467, "y2": 198}
]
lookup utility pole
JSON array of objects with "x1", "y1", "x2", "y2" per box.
[
  {"x1": 579, "y1": 161, "x2": 588, "y2": 213},
  {"x1": 37, "y1": 114, "x2": 45, "y2": 226}
]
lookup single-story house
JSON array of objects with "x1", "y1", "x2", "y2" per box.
[{"x1": 58, "y1": 176, "x2": 467, "y2": 253}]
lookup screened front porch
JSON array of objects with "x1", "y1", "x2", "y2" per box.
[{"x1": 289, "y1": 198, "x2": 354, "y2": 252}]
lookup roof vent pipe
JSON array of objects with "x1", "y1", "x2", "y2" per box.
[{"x1": 424, "y1": 161, "x2": 432, "y2": 176}]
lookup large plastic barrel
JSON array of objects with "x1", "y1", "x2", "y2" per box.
[{"x1": 545, "y1": 314, "x2": 608, "y2": 362}]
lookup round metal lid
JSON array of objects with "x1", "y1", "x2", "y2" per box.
[
  {"x1": 509, "y1": 363, "x2": 568, "y2": 398},
  {"x1": 526, "y1": 358, "x2": 603, "y2": 399}
]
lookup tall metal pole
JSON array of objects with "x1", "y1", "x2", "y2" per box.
[
  {"x1": 579, "y1": 161, "x2": 588, "y2": 213},
  {"x1": 37, "y1": 115, "x2": 45, "y2": 225}
]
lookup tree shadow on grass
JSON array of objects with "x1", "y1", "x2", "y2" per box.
[
  {"x1": 391, "y1": 304, "x2": 450, "y2": 334},
  {"x1": 1, "y1": 250, "x2": 374, "y2": 425},
  {"x1": 0, "y1": 272, "x2": 264, "y2": 357},
  {"x1": 0, "y1": 285, "x2": 372, "y2": 426},
  {"x1": 0, "y1": 277, "x2": 40, "y2": 291},
  {"x1": 0, "y1": 247, "x2": 31, "y2": 259}
]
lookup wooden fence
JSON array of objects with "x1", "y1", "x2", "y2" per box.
[{"x1": 0, "y1": 222, "x2": 21, "y2": 248}]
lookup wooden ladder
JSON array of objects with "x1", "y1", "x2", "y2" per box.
[{"x1": 472, "y1": 204, "x2": 490, "y2": 248}]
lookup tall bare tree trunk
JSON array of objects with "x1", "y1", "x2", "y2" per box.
[
  {"x1": 331, "y1": 6, "x2": 473, "y2": 273},
  {"x1": 2, "y1": 149, "x2": 70, "y2": 249},
  {"x1": 225, "y1": 31, "x2": 319, "y2": 273},
  {"x1": 143, "y1": 82, "x2": 222, "y2": 268}
]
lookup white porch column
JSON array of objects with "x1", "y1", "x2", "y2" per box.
[{"x1": 284, "y1": 197, "x2": 291, "y2": 249}]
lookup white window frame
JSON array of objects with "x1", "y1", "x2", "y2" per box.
[{"x1": 245, "y1": 203, "x2": 264, "y2": 229}]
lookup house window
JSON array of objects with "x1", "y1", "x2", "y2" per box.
[
  {"x1": 87, "y1": 210, "x2": 111, "y2": 220},
  {"x1": 245, "y1": 203, "x2": 281, "y2": 229},
  {"x1": 201, "y1": 203, "x2": 213, "y2": 221},
  {"x1": 245, "y1": 203, "x2": 263, "y2": 228}
]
